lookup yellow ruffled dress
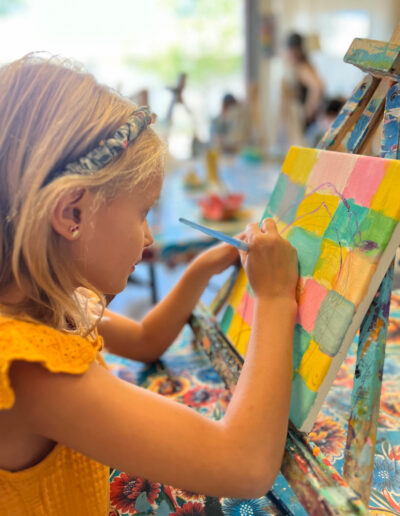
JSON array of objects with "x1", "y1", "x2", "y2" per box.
[{"x1": 0, "y1": 315, "x2": 110, "y2": 515}]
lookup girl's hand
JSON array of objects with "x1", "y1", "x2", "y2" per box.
[
  {"x1": 240, "y1": 219, "x2": 298, "y2": 302},
  {"x1": 191, "y1": 239, "x2": 242, "y2": 278}
]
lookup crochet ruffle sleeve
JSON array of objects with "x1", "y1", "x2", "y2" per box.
[{"x1": 0, "y1": 316, "x2": 103, "y2": 410}]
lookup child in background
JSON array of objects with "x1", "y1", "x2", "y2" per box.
[
  {"x1": 306, "y1": 97, "x2": 345, "y2": 147},
  {"x1": 0, "y1": 54, "x2": 298, "y2": 515},
  {"x1": 211, "y1": 93, "x2": 249, "y2": 154}
]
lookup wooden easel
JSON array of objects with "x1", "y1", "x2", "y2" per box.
[
  {"x1": 189, "y1": 25, "x2": 400, "y2": 514},
  {"x1": 165, "y1": 73, "x2": 198, "y2": 142},
  {"x1": 165, "y1": 73, "x2": 188, "y2": 127}
]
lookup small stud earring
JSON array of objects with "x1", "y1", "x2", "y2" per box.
[{"x1": 70, "y1": 225, "x2": 80, "y2": 238}]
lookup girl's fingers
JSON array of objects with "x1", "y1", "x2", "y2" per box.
[
  {"x1": 235, "y1": 231, "x2": 247, "y2": 241},
  {"x1": 245, "y1": 219, "x2": 279, "y2": 236},
  {"x1": 239, "y1": 219, "x2": 280, "y2": 252},
  {"x1": 245, "y1": 223, "x2": 259, "y2": 233},
  {"x1": 260, "y1": 218, "x2": 278, "y2": 235}
]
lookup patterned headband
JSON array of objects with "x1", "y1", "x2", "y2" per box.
[{"x1": 42, "y1": 106, "x2": 155, "y2": 187}]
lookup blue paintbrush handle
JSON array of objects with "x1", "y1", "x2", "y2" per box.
[{"x1": 179, "y1": 217, "x2": 249, "y2": 252}]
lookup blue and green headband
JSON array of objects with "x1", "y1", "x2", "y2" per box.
[{"x1": 42, "y1": 106, "x2": 155, "y2": 187}]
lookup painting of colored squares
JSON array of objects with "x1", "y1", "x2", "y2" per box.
[{"x1": 220, "y1": 146, "x2": 400, "y2": 432}]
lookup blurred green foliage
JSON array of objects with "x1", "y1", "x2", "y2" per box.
[
  {"x1": 125, "y1": 47, "x2": 241, "y2": 85},
  {"x1": 124, "y1": 0, "x2": 242, "y2": 85},
  {"x1": 161, "y1": 0, "x2": 237, "y2": 18},
  {"x1": 0, "y1": 0, "x2": 25, "y2": 16}
]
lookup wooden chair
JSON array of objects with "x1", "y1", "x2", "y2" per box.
[{"x1": 188, "y1": 25, "x2": 400, "y2": 515}]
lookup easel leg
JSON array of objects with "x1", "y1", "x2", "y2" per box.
[
  {"x1": 149, "y1": 263, "x2": 158, "y2": 305},
  {"x1": 343, "y1": 264, "x2": 394, "y2": 504}
]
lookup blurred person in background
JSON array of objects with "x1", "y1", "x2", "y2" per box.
[
  {"x1": 211, "y1": 93, "x2": 249, "y2": 154},
  {"x1": 280, "y1": 32, "x2": 324, "y2": 147},
  {"x1": 306, "y1": 96, "x2": 345, "y2": 146}
]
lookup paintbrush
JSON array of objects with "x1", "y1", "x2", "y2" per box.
[{"x1": 179, "y1": 217, "x2": 249, "y2": 252}]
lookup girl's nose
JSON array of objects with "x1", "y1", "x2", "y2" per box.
[{"x1": 143, "y1": 219, "x2": 154, "y2": 248}]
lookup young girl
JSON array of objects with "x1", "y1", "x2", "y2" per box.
[{"x1": 0, "y1": 54, "x2": 298, "y2": 515}]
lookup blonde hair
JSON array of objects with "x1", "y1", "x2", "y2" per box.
[{"x1": 0, "y1": 53, "x2": 165, "y2": 334}]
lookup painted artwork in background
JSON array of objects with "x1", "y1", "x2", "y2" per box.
[{"x1": 220, "y1": 146, "x2": 400, "y2": 432}]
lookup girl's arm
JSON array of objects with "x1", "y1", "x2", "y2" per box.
[
  {"x1": 10, "y1": 220, "x2": 298, "y2": 498},
  {"x1": 100, "y1": 242, "x2": 240, "y2": 363}
]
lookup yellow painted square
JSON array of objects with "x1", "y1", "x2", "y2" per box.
[
  {"x1": 276, "y1": 219, "x2": 288, "y2": 234},
  {"x1": 293, "y1": 193, "x2": 340, "y2": 237},
  {"x1": 370, "y1": 160, "x2": 400, "y2": 219},
  {"x1": 297, "y1": 340, "x2": 332, "y2": 392},
  {"x1": 282, "y1": 147, "x2": 319, "y2": 185},
  {"x1": 227, "y1": 312, "x2": 251, "y2": 356},
  {"x1": 313, "y1": 240, "x2": 348, "y2": 290},
  {"x1": 281, "y1": 147, "x2": 300, "y2": 176},
  {"x1": 334, "y1": 250, "x2": 377, "y2": 306},
  {"x1": 228, "y1": 268, "x2": 248, "y2": 310}
]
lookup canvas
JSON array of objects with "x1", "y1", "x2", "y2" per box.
[{"x1": 220, "y1": 146, "x2": 400, "y2": 432}]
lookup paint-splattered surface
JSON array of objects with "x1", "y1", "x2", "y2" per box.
[
  {"x1": 344, "y1": 37, "x2": 400, "y2": 78},
  {"x1": 104, "y1": 291, "x2": 400, "y2": 514},
  {"x1": 219, "y1": 147, "x2": 400, "y2": 431}
]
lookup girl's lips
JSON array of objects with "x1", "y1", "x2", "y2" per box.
[{"x1": 131, "y1": 257, "x2": 142, "y2": 273}]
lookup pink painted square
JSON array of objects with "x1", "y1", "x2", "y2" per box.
[
  {"x1": 342, "y1": 155, "x2": 388, "y2": 207},
  {"x1": 307, "y1": 151, "x2": 357, "y2": 195},
  {"x1": 296, "y1": 279, "x2": 328, "y2": 332},
  {"x1": 237, "y1": 289, "x2": 255, "y2": 327}
]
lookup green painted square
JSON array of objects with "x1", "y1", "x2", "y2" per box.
[
  {"x1": 246, "y1": 283, "x2": 254, "y2": 297},
  {"x1": 289, "y1": 373, "x2": 318, "y2": 428},
  {"x1": 313, "y1": 290, "x2": 356, "y2": 357},
  {"x1": 266, "y1": 173, "x2": 289, "y2": 218},
  {"x1": 220, "y1": 305, "x2": 234, "y2": 334},
  {"x1": 323, "y1": 199, "x2": 369, "y2": 247},
  {"x1": 358, "y1": 209, "x2": 397, "y2": 258},
  {"x1": 260, "y1": 204, "x2": 274, "y2": 221},
  {"x1": 286, "y1": 226, "x2": 322, "y2": 277},
  {"x1": 267, "y1": 174, "x2": 306, "y2": 223},
  {"x1": 292, "y1": 324, "x2": 311, "y2": 373}
]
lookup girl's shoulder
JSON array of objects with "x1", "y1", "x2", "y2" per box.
[{"x1": 0, "y1": 315, "x2": 103, "y2": 410}]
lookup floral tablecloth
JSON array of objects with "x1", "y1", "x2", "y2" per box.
[{"x1": 105, "y1": 291, "x2": 400, "y2": 515}]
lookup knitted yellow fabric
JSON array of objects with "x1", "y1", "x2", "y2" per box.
[{"x1": 0, "y1": 316, "x2": 110, "y2": 515}]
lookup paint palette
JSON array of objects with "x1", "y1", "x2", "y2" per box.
[{"x1": 220, "y1": 146, "x2": 400, "y2": 431}]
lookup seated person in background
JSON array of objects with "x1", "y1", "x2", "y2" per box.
[
  {"x1": 281, "y1": 32, "x2": 324, "y2": 146},
  {"x1": 306, "y1": 96, "x2": 346, "y2": 146},
  {"x1": 211, "y1": 93, "x2": 249, "y2": 154}
]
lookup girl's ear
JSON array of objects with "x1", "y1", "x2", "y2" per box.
[{"x1": 51, "y1": 189, "x2": 87, "y2": 240}]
